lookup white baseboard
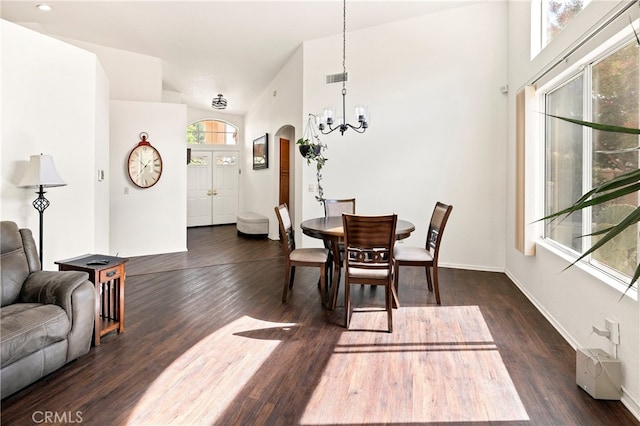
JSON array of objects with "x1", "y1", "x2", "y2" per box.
[
  {"x1": 440, "y1": 262, "x2": 504, "y2": 273},
  {"x1": 622, "y1": 389, "x2": 640, "y2": 421}
]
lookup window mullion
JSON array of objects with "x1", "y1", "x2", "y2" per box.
[{"x1": 582, "y1": 65, "x2": 593, "y2": 261}]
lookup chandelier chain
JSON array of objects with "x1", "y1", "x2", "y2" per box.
[
  {"x1": 317, "y1": 0, "x2": 368, "y2": 135},
  {"x1": 342, "y1": 0, "x2": 346, "y2": 94}
]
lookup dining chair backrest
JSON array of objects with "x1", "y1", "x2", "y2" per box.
[
  {"x1": 343, "y1": 213, "x2": 397, "y2": 273},
  {"x1": 342, "y1": 213, "x2": 398, "y2": 331},
  {"x1": 274, "y1": 204, "x2": 295, "y2": 254},
  {"x1": 324, "y1": 198, "x2": 356, "y2": 218},
  {"x1": 426, "y1": 202, "x2": 453, "y2": 257}
]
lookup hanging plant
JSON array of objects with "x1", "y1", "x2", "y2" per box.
[{"x1": 297, "y1": 114, "x2": 327, "y2": 203}]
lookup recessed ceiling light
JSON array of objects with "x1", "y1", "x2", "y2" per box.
[{"x1": 36, "y1": 4, "x2": 52, "y2": 12}]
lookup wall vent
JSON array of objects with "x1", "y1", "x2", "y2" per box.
[{"x1": 325, "y1": 72, "x2": 348, "y2": 85}]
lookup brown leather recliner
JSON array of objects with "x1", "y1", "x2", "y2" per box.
[{"x1": 0, "y1": 221, "x2": 95, "y2": 398}]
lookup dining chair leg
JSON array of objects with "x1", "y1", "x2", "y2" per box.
[
  {"x1": 290, "y1": 266, "x2": 296, "y2": 289},
  {"x1": 432, "y1": 266, "x2": 441, "y2": 305},
  {"x1": 426, "y1": 266, "x2": 433, "y2": 291},
  {"x1": 386, "y1": 285, "x2": 393, "y2": 333},
  {"x1": 330, "y1": 262, "x2": 341, "y2": 310},
  {"x1": 344, "y1": 282, "x2": 351, "y2": 328},
  {"x1": 283, "y1": 265, "x2": 291, "y2": 302},
  {"x1": 391, "y1": 285, "x2": 400, "y2": 309},
  {"x1": 319, "y1": 265, "x2": 327, "y2": 307},
  {"x1": 329, "y1": 241, "x2": 342, "y2": 311},
  {"x1": 393, "y1": 262, "x2": 400, "y2": 307}
]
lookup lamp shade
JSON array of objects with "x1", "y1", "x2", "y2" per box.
[{"x1": 18, "y1": 154, "x2": 67, "y2": 188}]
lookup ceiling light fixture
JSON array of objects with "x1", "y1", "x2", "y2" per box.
[
  {"x1": 36, "y1": 4, "x2": 52, "y2": 12},
  {"x1": 318, "y1": 0, "x2": 368, "y2": 136},
  {"x1": 211, "y1": 94, "x2": 227, "y2": 110}
]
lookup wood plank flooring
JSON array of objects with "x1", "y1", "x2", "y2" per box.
[{"x1": 1, "y1": 225, "x2": 638, "y2": 425}]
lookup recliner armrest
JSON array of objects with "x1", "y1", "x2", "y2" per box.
[
  {"x1": 21, "y1": 270, "x2": 91, "y2": 318},
  {"x1": 21, "y1": 271, "x2": 96, "y2": 360}
]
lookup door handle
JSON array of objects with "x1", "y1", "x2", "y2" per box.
[
  {"x1": 212, "y1": 190, "x2": 218, "y2": 196},
  {"x1": 207, "y1": 190, "x2": 213, "y2": 196}
]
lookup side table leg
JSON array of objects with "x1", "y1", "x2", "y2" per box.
[
  {"x1": 93, "y1": 283, "x2": 101, "y2": 346},
  {"x1": 118, "y1": 275, "x2": 125, "y2": 334}
]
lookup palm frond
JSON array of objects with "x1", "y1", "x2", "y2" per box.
[
  {"x1": 542, "y1": 114, "x2": 640, "y2": 291},
  {"x1": 545, "y1": 114, "x2": 640, "y2": 135}
]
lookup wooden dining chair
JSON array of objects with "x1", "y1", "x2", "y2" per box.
[
  {"x1": 323, "y1": 198, "x2": 356, "y2": 218},
  {"x1": 342, "y1": 213, "x2": 397, "y2": 332},
  {"x1": 274, "y1": 204, "x2": 330, "y2": 305},
  {"x1": 393, "y1": 202, "x2": 452, "y2": 305}
]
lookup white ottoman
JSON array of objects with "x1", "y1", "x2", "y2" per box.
[{"x1": 237, "y1": 212, "x2": 269, "y2": 238}]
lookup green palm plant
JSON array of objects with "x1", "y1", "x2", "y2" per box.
[{"x1": 542, "y1": 114, "x2": 640, "y2": 291}]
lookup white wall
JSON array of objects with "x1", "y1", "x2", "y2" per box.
[
  {"x1": 109, "y1": 100, "x2": 188, "y2": 256},
  {"x1": 300, "y1": 2, "x2": 508, "y2": 270},
  {"x1": 243, "y1": 46, "x2": 304, "y2": 238},
  {"x1": 58, "y1": 37, "x2": 162, "y2": 103},
  {"x1": 93, "y1": 61, "x2": 111, "y2": 255},
  {"x1": 60, "y1": 36, "x2": 190, "y2": 258},
  {"x1": 506, "y1": 0, "x2": 639, "y2": 416},
  {"x1": 1, "y1": 20, "x2": 109, "y2": 269}
]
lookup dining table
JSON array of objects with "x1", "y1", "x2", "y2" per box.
[{"x1": 300, "y1": 216, "x2": 415, "y2": 310}]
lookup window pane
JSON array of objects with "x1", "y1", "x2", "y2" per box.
[
  {"x1": 545, "y1": 75, "x2": 584, "y2": 251},
  {"x1": 216, "y1": 155, "x2": 237, "y2": 166},
  {"x1": 188, "y1": 155, "x2": 209, "y2": 166},
  {"x1": 187, "y1": 120, "x2": 238, "y2": 145},
  {"x1": 590, "y1": 42, "x2": 639, "y2": 276},
  {"x1": 542, "y1": 0, "x2": 589, "y2": 47}
]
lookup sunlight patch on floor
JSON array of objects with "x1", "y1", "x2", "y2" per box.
[
  {"x1": 300, "y1": 305, "x2": 529, "y2": 424},
  {"x1": 126, "y1": 316, "x2": 294, "y2": 425}
]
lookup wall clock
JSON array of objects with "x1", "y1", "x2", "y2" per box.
[{"x1": 127, "y1": 132, "x2": 163, "y2": 188}]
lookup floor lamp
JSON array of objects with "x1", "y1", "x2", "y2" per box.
[{"x1": 18, "y1": 154, "x2": 67, "y2": 267}]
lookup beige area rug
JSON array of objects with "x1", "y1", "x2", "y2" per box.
[{"x1": 300, "y1": 305, "x2": 530, "y2": 424}]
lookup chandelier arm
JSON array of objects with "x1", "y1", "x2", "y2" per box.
[
  {"x1": 320, "y1": 125, "x2": 340, "y2": 136},
  {"x1": 345, "y1": 123, "x2": 366, "y2": 133}
]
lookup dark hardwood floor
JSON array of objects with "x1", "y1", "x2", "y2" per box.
[{"x1": 1, "y1": 225, "x2": 637, "y2": 425}]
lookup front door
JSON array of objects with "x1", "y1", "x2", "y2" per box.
[
  {"x1": 211, "y1": 151, "x2": 239, "y2": 224},
  {"x1": 187, "y1": 150, "x2": 239, "y2": 226}
]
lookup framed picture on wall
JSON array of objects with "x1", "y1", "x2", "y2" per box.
[{"x1": 253, "y1": 134, "x2": 268, "y2": 170}]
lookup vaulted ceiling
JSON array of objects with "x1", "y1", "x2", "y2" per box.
[{"x1": 2, "y1": 1, "x2": 472, "y2": 114}]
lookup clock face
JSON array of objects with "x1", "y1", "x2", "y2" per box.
[{"x1": 128, "y1": 144, "x2": 163, "y2": 188}]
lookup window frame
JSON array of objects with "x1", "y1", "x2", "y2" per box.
[
  {"x1": 187, "y1": 119, "x2": 239, "y2": 145},
  {"x1": 536, "y1": 31, "x2": 639, "y2": 299},
  {"x1": 531, "y1": 0, "x2": 592, "y2": 57}
]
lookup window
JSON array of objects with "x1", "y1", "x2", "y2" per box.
[
  {"x1": 187, "y1": 120, "x2": 238, "y2": 145},
  {"x1": 543, "y1": 39, "x2": 639, "y2": 280},
  {"x1": 533, "y1": 0, "x2": 591, "y2": 53}
]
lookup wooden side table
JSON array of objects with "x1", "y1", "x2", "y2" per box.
[{"x1": 56, "y1": 254, "x2": 128, "y2": 346}]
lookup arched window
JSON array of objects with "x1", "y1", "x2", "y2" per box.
[{"x1": 187, "y1": 119, "x2": 238, "y2": 145}]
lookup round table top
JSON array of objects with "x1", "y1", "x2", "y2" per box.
[{"x1": 300, "y1": 216, "x2": 415, "y2": 240}]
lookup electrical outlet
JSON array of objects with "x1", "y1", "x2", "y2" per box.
[{"x1": 605, "y1": 318, "x2": 620, "y2": 345}]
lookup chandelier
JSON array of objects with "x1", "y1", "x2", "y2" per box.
[
  {"x1": 211, "y1": 94, "x2": 227, "y2": 109},
  {"x1": 318, "y1": 0, "x2": 368, "y2": 136}
]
